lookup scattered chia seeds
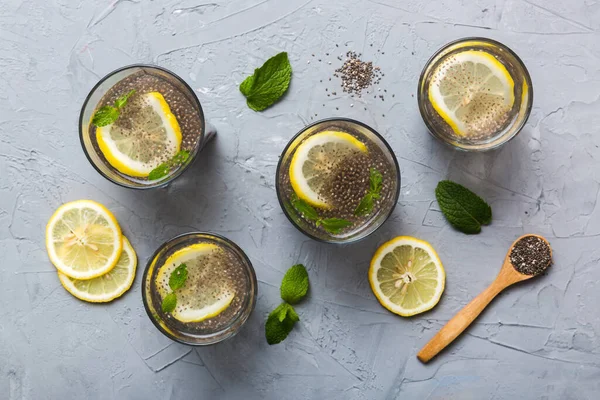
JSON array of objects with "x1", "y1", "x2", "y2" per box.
[
  {"x1": 510, "y1": 236, "x2": 552, "y2": 275},
  {"x1": 335, "y1": 51, "x2": 383, "y2": 98}
]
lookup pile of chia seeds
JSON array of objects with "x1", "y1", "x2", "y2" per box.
[{"x1": 509, "y1": 235, "x2": 552, "y2": 275}]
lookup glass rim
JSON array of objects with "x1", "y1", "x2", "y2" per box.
[
  {"x1": 141, "y1": 231, "x2": 258, "y2": 346},
  {"x1": 417, "y1": 36, "x2": 534, "y2": 152},
  {"x1": 275, "y1": 117, "x2": 401, "y2": 244},
  {"x1": 78, "y1": 63, "x2": 207, "y2": 189}
]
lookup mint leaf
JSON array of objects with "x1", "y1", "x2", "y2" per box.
[
  {"x1": 240, "y1": 52, "x2": 292, "y2": 111},
  {"x1": 435, "y1": 180, "x2": 492, "y2": 234},
  {"x1": 114, "y1": 90, "x2": 136, "y2": 109},
  {"x1": 161, "y1": 292, "x2": 177, "y2": 313},
  {"x1": 280, "y1": 264, "x2": 309, "y2": 304},
  {"x1": 354, "y1": 193, "x2": 374, "y2": 217},
  {"x1": 148, "y1": 150, "x2": 190, "y2": 180},
  {"x1": 266, "y1": 303, "x2": 298, "y2": 345},
  {"x1": 369, "y1": 168, "x2": 383, "y2": 194},
  {"x1": 290, "y1": 194, "x2": 320, "y2": 221},
  {"x1": 239, "y1": 75, "x2": 254, "y2": 96},
  {"x1": 320, "y1": 218, "x2": 353, "y2": 234},
  {"x1": 355, "y1": 168, "x2": 384, "y2": 216},
  {"x1": 91, "y1": 106, "x2": 119, "y2": 127},
  {"x1": 169, "y1": 263, "x2": 188, "y2": 291}
]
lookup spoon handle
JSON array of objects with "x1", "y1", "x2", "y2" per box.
[{"x1": 417, "y1": 280, "x2": 504, "y2": 363}]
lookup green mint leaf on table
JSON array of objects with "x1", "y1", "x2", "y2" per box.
[
  {"x1": 355, "y1": 168, "x2": 383, "y2": 216},
  {"x1": 91, "y1": 106, "x2": 119, "y2": 127},
  {"x1": 239, "y1": 52, "x2": 292, "y2": 111},
  {"x1": 161, "y1": 292, "x2": 177, "y2": 313},
  {"x1": 266, "y1": 303, "x2": 299, "y2": 345},
  {"x1": 280, "y1": 264, "x2": 309, "y2": 304},
  {"x1": 168, "y1": 263, "x2": 188, "y2": 291},
  {"x1": 148, "y1": 150, "x2": 190, "y2": 180},
  {"x1": 320, "y1": 218, "x2": 353, "y2": 234},
  {"x1": 114, "y1": 89, "x2": 136, "y2": 109},
  {"x1": 290, "y1": 194, "x2": 320, "y2": 221},
  {"x1": 92, "y1": 90, "x2": 136, "y2": 127},
  {"x1": 435, "y1": 180, "x2": 492, "y2": 234}
]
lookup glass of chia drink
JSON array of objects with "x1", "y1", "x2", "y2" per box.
[
  {"x1": 276, "y1": 118, "x2": 400, "y2": 243},
  {"x1": 418, "y1": 37, "x2": 533, "y2": 151},
  {"x1": 142, "y1": 232, "x2": 257, "y2": 345},
  {"x1": 79, "y1": 65, "x2": 216, "y2": 188}
]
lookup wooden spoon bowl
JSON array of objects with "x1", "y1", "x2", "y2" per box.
[{"x1": 417, "y1": 234, "x2": 552, "y2": 363}]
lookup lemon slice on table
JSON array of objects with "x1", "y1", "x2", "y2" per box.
[
  {"x1": 157, "y1": 243, "x2": 235, "y2": 323},
  {"x1": 96, "y1": 92, "x2": 182, "y2": 177},
  {"x1": 428, "y1": 50, "x2": 515, "y2": 137},
  {"x1": 58, "y1": 236, "x2": 137, "y2": 302},
  {"x1": 289, "y1": 131, "x2": 368, "y2": 208},
  {"x1": 46, "y1": 200, "x2": 123, "y2": 280},
  {"x1": 369, "y1": 236, "x2": 445, "y2": 317}
]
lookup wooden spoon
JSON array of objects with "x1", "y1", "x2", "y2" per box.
[{"x1": 417, "y1": 234, "x2": 552, "y2": 363}]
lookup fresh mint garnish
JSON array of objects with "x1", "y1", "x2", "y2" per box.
[
  {"x1": 161, "y1": 292, "x2": 177, "y2": 313},
  {"x1": 290, "y1": 194, "x2": 352, "y2": 234},
  {"x1": 280, "y1": 264, "x2": 309, "y2": 305},
  {"x1": 168, "y1": 263, "x2": 188, "y2": 291},
  {"x1": 148, "y1": 150, "x2": 190, "y2": 181},
  {"x1": 92, "y1": 90, "x2": 135, "y2": 127},
  {"x1": 435, "y1": 180, "x2": 492, "y2": 234},
  {"x1": 161, "y1": 263, "x2": 189, "y2": 314},
  {"x1": 354, "y1": 168, "x2": 383, "y2": 216},
  {"x1": 240, "y1": 52, "x2": 292, "y2": 111},
  {"x1": 266, "y1": 303, "x2": 298, "y2": 345},
  {"x1": 265, "y1": 265, "x2": 310, "y2": 345}
]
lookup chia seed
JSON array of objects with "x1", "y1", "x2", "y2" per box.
[
  {"x1": 510, "y1": 236, "x2": 552, "y2": 275},
  {"x1": 333, "y1": 51, "x2": 383, "y2": 98}
]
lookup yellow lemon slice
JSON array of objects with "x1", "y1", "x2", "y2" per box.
[
  {"x1": 369, "y1": 236, "x2": 445, "y2": 317},
  {"x1": 58, "y1": 236, "x2": 137, "y2": 303},
  {"x1": 289, "y1": 131, "x2": 368, "y2": 208},
  {"x1": 428, "y1": 50, "x2": 515, "y2": 137},
  {"x1": 157, "y1": 243, "x2": 235, "y2": 323},
  {"x1": 46, "y1": 200, "x2": 122, "y2": 280},
  {"x1": 96, "y1": 92, "x2": 182, "y2": 177}
]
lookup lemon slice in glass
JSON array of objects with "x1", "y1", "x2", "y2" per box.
[
  {"x1": 369, "y1": 236, "x2": 445, "y2": 317},
  {"x1": 46, "y1": 200, "x2": 123, "y2": 280},
  {"x1": 157, "y1": 243, "x2": 235, "y2": 323},
  {"x1": 428, "y1": 50, "x2": 515, "y2": 137},
  {"x1": 96, "y1": 92, "x2": 182, "y2": 177},
  {"x1": 289, "y1": 131, "x2": 367, "y2": 208},
  {"x1": 58, "y1": 236, "x2": 137, "y2": 302}
]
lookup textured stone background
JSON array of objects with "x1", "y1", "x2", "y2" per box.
[{"x1": 1, "y1": 0, "x2": 600, "y2": 399}]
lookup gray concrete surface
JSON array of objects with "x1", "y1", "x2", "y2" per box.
[{"x1": 1, "y1": 0, "x2": 600, "y2": 399}]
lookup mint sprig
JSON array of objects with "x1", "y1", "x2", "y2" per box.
[
  {"x1": 290, "y1": 194, "x2": 352, "y2": 234},
  {"x1": 148, "y1": 150, "x2": 190, "y2": 181},
  {"x1": 354, "y1": 168, "x2": 383, "y2": 216},
  {"x1": 240, "y1": 52, "x2": 292, "y2": 111},
  {"x1": 92, "y1": 90, "x2": 135, "y2": 127},
  {"x1": 161, "y1": 263, "x2": 188, "y2": 314},
  {"x1": 435, "y1": 180, "x2": 492, "y2": 234},
  {"x1": 265, "y1": 264, "x2": 309, "y2": 345}
]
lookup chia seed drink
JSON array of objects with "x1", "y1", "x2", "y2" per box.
[
  {"x1": 142, "y1": 233, "x2": 257, "y2": 345},
  {"x1": 418, "y1": 38, "x2": 533, "y2": 151},
  {"x1": 79, "y1": 65, "x2": 214, "y2": 188},
  {"x1": 276, "y1": 118, "x2": 400, "y2": 243}
]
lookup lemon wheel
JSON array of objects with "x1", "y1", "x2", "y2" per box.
[
  {"x1": 369, "y1": 236, "x2": 445, "y2": 317},
  {"x1": 289, "y1": 131, "x2": 367, "y2": 208},
  {"x1": 96, "y1": 92, "x2": 182, "y2": 177},
  {"x1": 46, "y1": 200, "x2": 123, "y2": 280},
  {"x1": 428, "y1": 50, "x2": 515, "y2": 137},
  {"x1": 58, "y1": 236, "x2": 137, "y2": 303},
  {"x1": 157, "y1": 243, "x2": 235, "y2": 323}
]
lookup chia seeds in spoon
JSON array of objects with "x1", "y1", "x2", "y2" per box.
[{"x1": 510, "y1": 236, "x2": 552, "y2": 275}]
